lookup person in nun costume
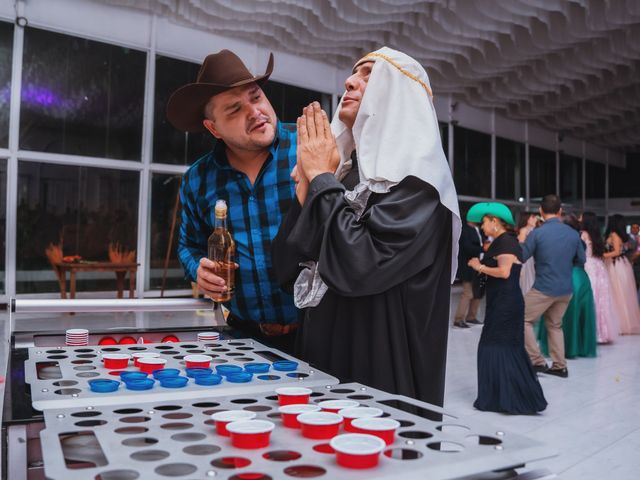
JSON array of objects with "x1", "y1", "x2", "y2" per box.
[{"x1": 272, "y1": 47, "x2": 461, "y2": 407}]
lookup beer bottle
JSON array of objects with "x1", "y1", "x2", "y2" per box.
[{"x1": 208, "y1": 200, "x2": 235, "y2": 302}]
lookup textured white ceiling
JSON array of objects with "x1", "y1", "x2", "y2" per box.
[{"x1": 103, "y1": 0, "x2": 640, "y2": 152}]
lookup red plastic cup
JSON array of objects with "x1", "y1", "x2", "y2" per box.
[
  {"x1": 132, "y1": 352, "x2": 160, "y2": 367},
  {"x1": 98, "y1": 337, "x2": 117, "y2": 346},
  {"x1": 184, "y1": 354, "x2": 213, "y2": 368},
  {"x1": 297, "y1": 411, "x2": 343, "y2": 439},
  {"x1": 102, "y1": 353, "x2": 130, "y2": 369},
  {"x1": 211, "y1": 410, "x2": 257, "y2": 436},
  {"x1": 278, "y1": 404, "x2": 321, "y2": 428},
  {"x1": 338, "y1": 407, "x2": 384, "y2": 431},
  {"x1": 118, "y1": 336, "x2": 137, "y2": 345},
  {"x1": 317, "y1": 399, "x2": 359, "y2": 413},
  {"x1": 330, "y1": 433, "x2": 386, "y2": 469},
  {"x1": 275, "y1": 387, "x2": 312, "y2": 406},
  {"x1": 137, "y1": 357, "x2": 167, "y2": 374},
  {"x1": 351, "y1": 417, "x2": 400, "y2": 445},
  {"x1": 226, "y1": 420, "x2": 275, "y2": 449}
]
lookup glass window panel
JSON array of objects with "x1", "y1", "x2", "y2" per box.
[
  {"x1": 585, "y1": 160, "x2": 605, "y2": 199},
  {"x1": 16, "y1": 162, "x2": 139, "y2": 294},
  {"x1": 148, "y1": 173, "x2": 190, "y2": 291},
  {"x1": 439, "y1": 122, "x2": 448, "y2": 160},
  {"x1": 0, "y1": 160, "x2": 6, "y2": 293},
  {"x1": 453, "y1": 126, "x2": 491, "y2": 197},
  {"x1": 262, "y1": 81, "x2": 331, "y2": 123},
  {"x1": 20, "y1": 27, "x2": 145, "y2": 160},
  {"x1": 0, "y1": 21, "x2": 13, "y2": 148},
  {"x1": 495, "y1": 137, "x2": 526, "y2": 201},
  {"x1": 153, "y1": 55, "x2": 214, "y2": 165},
  {"x1": 529, "y1": 146, "x2": 556, "y2": 200},
  {"x1": 609, "y1": 153, "x2": 640, "y2": 198},
  {"x1": 559, "y1": 153, "x2": 583, "y2": 205}
]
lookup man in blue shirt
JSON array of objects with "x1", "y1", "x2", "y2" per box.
[
  {"x1": 520, "y1": 194, "x2": 586, "y2": 378},
  {"x1": 166, "y1": 50, "x2": 298, "y2": 353}
]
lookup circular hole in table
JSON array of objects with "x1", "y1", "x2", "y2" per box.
[
  {"x1": 73, "y1": 365, "x2": 96, "y2": 371},
  {"x1": 154, "y1": 462, "x2": 197, "y2": 476},
  {"x1": 75, "y1": 348, "x2": 94, "y2": 352},
  {"x1": 212, "y1": 348, "x2": 230, "y2": 352},
  {"x1": 119, "y1": 416, "x2": 151, "y2": 423},
  {"x1": 46, "y1": 349, "x2": 65, "y2": 354},
  {"x1": 76, "y1": 372, "x2": 100, "y2": 378},
  {"x1": 211, "y1": 456, "x2": 252, "y2": 469},
  {"x1": 179, "y1": 344, "x2": 198, "y2": 348},
  {"x1": 192, "y1": 402, "x2": 219, "y2": 408},
  {"x1": 245, "y1": 405, "x2": 272, "y2": 412},
  {"x1": 465, "y1": 435, "x2": 503, "y2": 445},
  {"x1": 212, "y1": 359, "x2": 228, "y2": 364},
  {"x1": 155, "y1": 345, "x2": 174, "y2": 350},
  {"x1": 160, "y1": 422, "x2": 193, "y2": 430},
  {"x1": 71, "y1": 359, "x2": 92, "y2": 365},
  {"x1": 309, "y1": 392, "x2": 324, "y2": 398},
  {"x1": 384, "y1": 448, "x2": 423, "y2": 460},
  {"x1": 347, "y1": 394, "x2": 374, "y2": 400},
  {"x1": 227, "y1": 353, "x2": 244, "y2": 357},
  {"x1": 171, "y1": 432, "x2": 207, "y2": 442},
  {"x1": 122, "y1": 437, "x2": 159, "y2": 447},
  {"x1": 75, "y1": 419, "x2": 108, "y2": 427},
  {"x1": 229, "y1": 474, "x2": 272, "y2": 480},
  {"x1": 185, "y1": 349, "x2": 206, "y2": 353},
  {"x1": 183, "y1": 444, "x2": 221, "y2": 456},
  {"x1": 71, "y1": 410, "x2": 102, "y2": 417},
  {"x1": 283, "y1": 465, "x2": 326, "y2": 477},
  {"x1": 396, "y1": 419, "x2": 415, "y2": 427},
  {"x1": 330, "y1": 388, "x2": 355, "y2": 394},
  {"x1": 203, "y1": 343, "x2": 221, "y2": 347},
  {"x1": 231, "y1": 398, "x2": 257, "y2": 404},
  {"x1": 94, "y1": 469, "x2": 139, "y2": 480},
  {"x1": 236, "y1": 346, "x2": 254, "y2": 351},
  {"x1": 436, "y1": 424, "x2": 471, "y2": 435},
  {"x1": 101, "y1": 348, "x2": 121, "y2": 352},
  {"x1": 227, "y1": 342, "x2": 245, "y2": 346},
  {"x1": 399, "y1": 430, "x2": 433, "y2": 439},
  {"x1": 52, "y1": 380, "x2": 78, "y2": 387},
  {"x1": 114, "y1": 426, "x2": 148, "y2": 435},
  {"x1": 54, "y1": 388, "x2": 82, "y2": 395},
  {"x1": 154, "y1": 405, "x2": 182, "y2": 411},
  {"x1": 237, "y1": 357, "x2": 256, "y2": 362},
  {"x1": 263, "y1": 450, "x2": 302, "y2": 462},
  {"x1": 312, "y1": 444, "x2": 335, "y2": 454},
  {"x1": 48, "y1": 355, "x2": 68, "y2": 360},
  {"x1": 257, "y1": 375, "x2": 280, "y2": 381},
  {"x1": 172, "y1": 355, "x2": 185, "y2": 360},
  {"x1": 162, "y1": 412, "x2": 193, "y2": 420},
  {"x1": 76, "y1": 354, "x2": 97, "y2": 358},
  {"x1": 266, "y1": 413, "x2": 281, "y2": 420},
  {"x1": 114, "y1": 408, "x2": 143, "y2": 414},
  {"x1": 130, "y1": 449, "x2": 170, "y2": 461},
  {"x1": 127, "y1": 346, "x2": 146, "y2": 351},
  {"x1": 427, "y1": 441, "x2": 465, "y2": 452},
  {"x1": 160, "y1": 351, "x2": 180, "y2": 355},
  {"x1": 287, "y1": 373, "x2": 309, "y2": 379}
]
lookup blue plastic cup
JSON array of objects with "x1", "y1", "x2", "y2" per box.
[
  {"x1": 88, "y1": 379, "x2": 120, "y2": 393},
  {"x1": 153, "y1": 368, "x2": 181, "y2": 380},
  {"x1": 119, "y1": 371, "x2": 148, "y2": 382},
  {"x1": 185, "y1": 368, "x2": 213, "y2": 378},
  {"x1": 215, "y1": 365, "x2": 243, "y2": 376},
  {"x1": 159, "y1": 376, "x2": 189, "y2": 388},
  {"x1": 124, "y1": 378, "x2": 155, "y2": 390},
  {"x1": 244, "y1": 363, "x2": 271, "y2": 374},
  {"x1": 273, "y1": 360, "x2": 298, "y2": 372},
  {"x1": 194, "y1": 374, "x2": 223, "y2": 386},
  {"x1": 226, "y1": 372, "x2": 253, "y2": 383}
]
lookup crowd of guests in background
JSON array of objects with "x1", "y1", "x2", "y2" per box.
[{"x1": 455, "y1": 194, "x2": 640, "y2": 415}]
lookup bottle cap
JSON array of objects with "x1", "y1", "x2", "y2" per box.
[{"x1": 215, "y1": 199, "x2": 228, "y2": 218}]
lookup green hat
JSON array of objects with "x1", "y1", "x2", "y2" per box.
[{"x1": 466, "y1": 202, "x2": 515, "y2": 226}]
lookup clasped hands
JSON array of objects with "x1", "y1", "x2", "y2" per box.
[
  {"x1": 468, "y1": 257, "x2": 483, "y2": 272},
  {"x1": 292, "y1": 102, "x2": 340, "y2": 205}
]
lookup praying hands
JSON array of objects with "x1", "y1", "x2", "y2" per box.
[{"x1": 296, "y1": 101, "x2": 340, "y2": 184}]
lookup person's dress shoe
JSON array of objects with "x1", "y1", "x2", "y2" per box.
[
  {"x1": 533, "y1": 363, "x2": 549, "y2": 373},
  {"x1": 466, "y1": 319, "x2": 483, "y2": 325},
  {"x1": 545, "y1": 367, "x2": 568, "y2": 378},
  {"x1": 454, "y1": 321, "x2": 470, "y2": 328}
]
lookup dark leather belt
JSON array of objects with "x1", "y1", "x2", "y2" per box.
[{"x1": 259, "y1": 322, "x2": 298, "y2": 337}]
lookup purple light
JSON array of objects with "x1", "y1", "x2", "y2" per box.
[{"x1": 21, "y1": 84, "x2": 61, "y2": 107}]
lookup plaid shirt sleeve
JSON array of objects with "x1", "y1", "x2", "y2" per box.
[{"x1": 177, "y1": 158, "x2": 210, "y2": 282}]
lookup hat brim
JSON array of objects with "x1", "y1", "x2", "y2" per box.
[
  {"x1": 467, "y1": 203, "x2": 515, "y2": 226},
  {"x1": 166, "y1": 54, "x2": 273, "y2": 133}
]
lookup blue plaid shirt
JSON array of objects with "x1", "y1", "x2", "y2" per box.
[{"x1": 178, "y1": 122, "x2": 298, "y2": 325}]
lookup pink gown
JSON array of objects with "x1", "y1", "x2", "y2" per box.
[
  {"x1": 581, "y1": 232, "x2": 618, "y2": 342},
  {"x1": 605, "y1": 239, "x2": 640, "y2": 335}
]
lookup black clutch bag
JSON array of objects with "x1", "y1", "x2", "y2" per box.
[{"x1": 472, "y1": 272, "x2": 487, "y2": 299}]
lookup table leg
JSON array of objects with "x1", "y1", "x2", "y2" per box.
[
  {"x1": 115, "y1": 272, "x2": 125, "y2": 299},
  {"x1": 70, "y1": 270, "x2": 76, "y2": 299},
  {"x1": 56, "y1": 269, "x2": 67, "y2": 299},
  {"x1": 129, "y1": 269, "x2": 135, "y2": 298}
]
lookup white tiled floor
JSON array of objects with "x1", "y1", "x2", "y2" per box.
[{"x1": 446, "y1": 293, "x2": 640, "y2": 479}]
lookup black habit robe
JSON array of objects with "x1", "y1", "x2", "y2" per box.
[{"x1": 271, "y1": 160, "x2": 452, "y2": 407}]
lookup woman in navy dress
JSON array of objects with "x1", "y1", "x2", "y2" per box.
[{"x1": 467, "y1": 202, "x2": 547, "y2": 414}]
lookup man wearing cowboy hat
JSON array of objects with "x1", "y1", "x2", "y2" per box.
[{"x1": 168, "y1": 50, "x2": 298, "y2": 353}]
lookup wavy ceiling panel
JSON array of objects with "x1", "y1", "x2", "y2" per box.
[{"x1": 101, "y1": 0, "x2": 640, "y2": 151}]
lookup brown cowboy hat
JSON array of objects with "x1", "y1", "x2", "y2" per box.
[{"x1": 166, "y1": 49, "x2": 274, "y2": 133}]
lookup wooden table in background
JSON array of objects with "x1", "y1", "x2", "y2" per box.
[{"x1": 53, "y1": 262, "x2": 139, "y2": 299}]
